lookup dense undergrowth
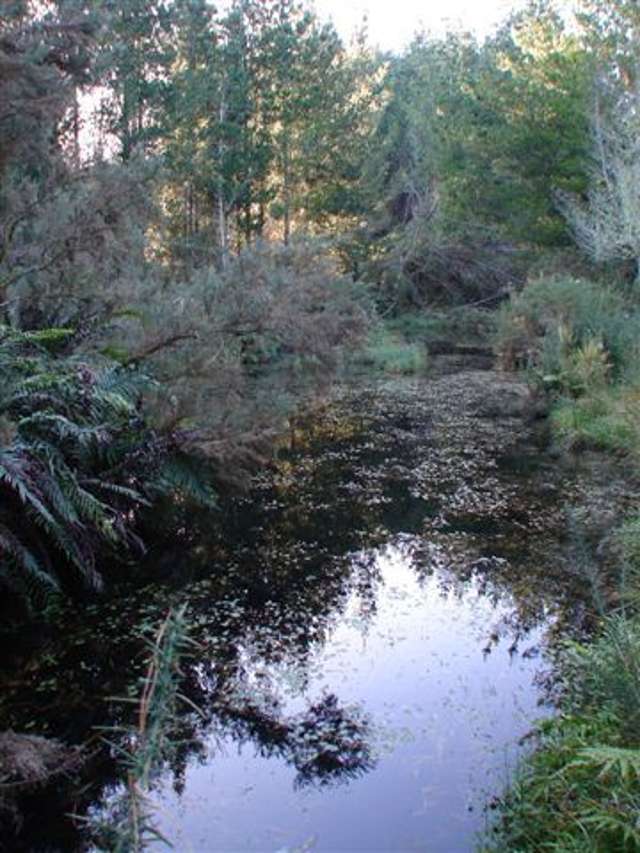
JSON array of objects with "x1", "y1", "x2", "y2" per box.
[
  {"x1": 0, "y1": 242, "x2": 371, "y2": 621},
  {"x1": 495, "y1": 275, "x2": 640, "y2": 454},
  {"x1": 0, "y1": 323, "x2": 219, "y2": 621},
  {"x1": 486, "y1": 272, "x2": 640, "y2": 850}
]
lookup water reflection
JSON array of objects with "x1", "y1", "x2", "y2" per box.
[
  {"x1": 0, "y1": 378, "x2": 584, "y2": 851},
  {"x1": 149, "y1": 539, "x2": 550, "y2": 852}
]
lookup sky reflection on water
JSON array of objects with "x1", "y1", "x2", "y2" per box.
[{"x1": 151, "y1": 536, "x2": 549, "y2": 852}]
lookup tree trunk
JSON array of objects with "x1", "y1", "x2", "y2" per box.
[
  {"x1": 282, "y1": 133, "x2": 291, "y2": 246},
  {"x1": 218, "y1": 96, "x2": 229, "y2": 269},
  {"x1": 218, "y1": 194, "x2": 228, "y2": 270}
]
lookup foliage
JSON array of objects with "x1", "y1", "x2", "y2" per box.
[
  {"x1": 358, "y1": 32, "x2": 525, "y2": 307},
  {"x1": 357, "y1": 10, "x2": 590, "y2": 306},
  {"x1": 484, "y1": 711, "x2": 640, "y2": 852},
  {"x1": 97, "y1": 238, "x2": 372, "y2": 483},
  {"x1": 0, "y1": 326, "x2": 211, "y2": 614},
  {"x1": 2, "y1": 158, "x2": 155, "y2": 329},
  {"x1": 158, "y1": 0, "x2": 378, "y2": 264},
  {"x1": 92, "y1": 0, "x2": 175, "y2": 161},
  {"x1": 485, "y1": 615, "x2": 640, "y2": 852},
  {"x1": 6, "y1": 2, "x2": 640, "y2": 844},
  {"x1": 494, "y1": 276, "x2": 640, "y2": 382},
  {"x1": 0, "y1": 4, "x2": 374, "y2": 607},
  {"x1": 478, "y1": 1, "x2": 592, "y2": 246}
]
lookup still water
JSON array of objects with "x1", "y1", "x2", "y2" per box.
[
  {"x1": 2, "y1": 373, "x2": 584, "y2": 851},
  {"x1": 152, "y1": 539, "x2": 548, "y2": 852},
  {"x1": 139, "y1": 373, "x2": 575, "y2": 852}
]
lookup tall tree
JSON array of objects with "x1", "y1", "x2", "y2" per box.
[
  {"x1": 479, "y1": 0, "x2": 592, "y2": 244},
  {"x1": 94, "y1": 0, "x2": 175, "y2": 160},
  {"x1": 258, "y1": 0, "x2": 370, "y2": 244}
]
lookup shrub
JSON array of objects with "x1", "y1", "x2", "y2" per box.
[
  {"x1": 495, "y1": 276, "x2": 640, "y2": 383},
  {"x1": 101, "y1": 239, "x2": 373, "y2": 480}
]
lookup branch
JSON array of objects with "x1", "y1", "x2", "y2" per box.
[
  {"x1": 123, "y1": 332, "x2": 199, "y2": 366},
  {"x1": 0, "y1": 246, "x2": 70, "y2": 293}
]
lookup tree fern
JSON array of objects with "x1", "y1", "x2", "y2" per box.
[{"x1": 155, "y1": 453, "x2": 218, "y2": 508}]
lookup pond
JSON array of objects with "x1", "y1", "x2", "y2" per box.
[
  {"x1": 0, "y1": 370, "x2": 589, "y2": 851},
  {"x1": 150, "y1": 539, "x2": 548, "y2": 852}
]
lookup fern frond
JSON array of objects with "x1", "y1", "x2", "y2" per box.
[
  {"x1": 155, "y1": 454, "x2": 217, "y2": 507},
  {"x1": 572, "y1": 745, "x2": 640, "y2": 782},
  {"x1": 18, "y1": 413, "x2": 111, "y2": 448},
  {"x1": 0, "y1": 526, "x2": 59, "y2": 591},
  {"x1": 0, "y1": 451, "x2": 59, "y2": 529},
  {"x1": 84, "y1": 479, "x2": 150, "y2": 506}
]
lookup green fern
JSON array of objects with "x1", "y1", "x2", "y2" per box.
[
  {"x1": 0, "y1": 323, "x2": 217, "y2": 615},
  {"x1": 573, "y1": 745, "x2": 640, "y2": 783},
  {"x1": 155, "y1": 453, "x2": 218, "y2": 508}
]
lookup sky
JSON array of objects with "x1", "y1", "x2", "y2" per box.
[{"x1": 313, "y1": 0, "x2": 526, "y2": 51}]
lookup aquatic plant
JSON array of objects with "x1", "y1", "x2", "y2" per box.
[{"x1": 89, "y1": 605, "x2": 196, "y2": 852}]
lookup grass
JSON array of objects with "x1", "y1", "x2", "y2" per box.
[
  {"x1": 483, "y1": 616, "x2": 640, "y2": 852},
  {"x1": 550, "y1": 387, "x2": 640, "y2": 454},
  {"x1": 355, "y1": 327, "x2": 428, "y2": 375}
]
